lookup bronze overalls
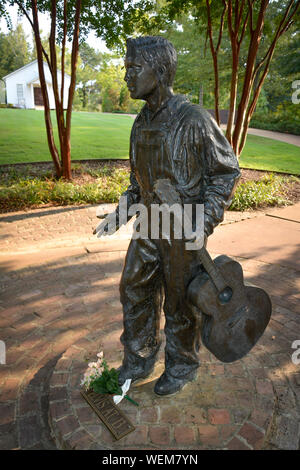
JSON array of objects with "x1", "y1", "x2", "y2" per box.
[{"x1": 119, "y1": 97, "x2": 205, "y2": 379}]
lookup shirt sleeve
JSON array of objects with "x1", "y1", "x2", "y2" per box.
[{"x1": 200, "y1": 112, "x2": 241, "y2": 236}]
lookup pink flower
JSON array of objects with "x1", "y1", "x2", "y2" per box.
[{"x1": 88, "y1": 362, "x2": 98, "y2": 369}]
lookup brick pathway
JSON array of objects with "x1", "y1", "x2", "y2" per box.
[{"x1": 0, "y1": 203, "x2": 299, "y2": 450}]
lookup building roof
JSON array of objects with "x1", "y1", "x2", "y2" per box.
[{"x1": 3, "y1": 59, "x2": 71, "y2": 81}]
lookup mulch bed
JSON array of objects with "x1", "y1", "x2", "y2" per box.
[{"x1": 0, "y1": 159, "x2": 299, "y2": 208}]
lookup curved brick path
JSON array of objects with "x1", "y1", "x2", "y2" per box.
[
  {"x1": 49, "y1": 324, "x2": 277, "y2": 450},
  {"x1": 0, "y1": 203, "x2": 299, "y2": 450}
]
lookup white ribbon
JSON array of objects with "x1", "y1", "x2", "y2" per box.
[{"x1": 113, "y1": 379, "x2": 132, "y2": 404}]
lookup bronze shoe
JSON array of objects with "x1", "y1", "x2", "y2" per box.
[
  {"x1": 117, "y1": 364, "x2": 155, "y2": 386},
  {"x1": 154, "y1": 370, "x2": 197, "y2": 396}
]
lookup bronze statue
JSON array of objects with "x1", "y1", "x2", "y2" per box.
[{"x1": 96, "y1": 36, "x2": 242, "y2": 396}]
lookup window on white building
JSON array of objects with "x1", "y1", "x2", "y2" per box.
[{"x1": 16, "y1": 84, "x2": 24, "y2": 106}]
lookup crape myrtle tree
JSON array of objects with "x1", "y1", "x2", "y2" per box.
[
  {"x1": 0, "y1": 1, "x2": 152, "y2": 179},
  {"x1": 148, "y1": 0, "x2": 300, "y2": 158}
]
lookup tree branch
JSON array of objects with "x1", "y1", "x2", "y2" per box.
[
  {"x1": 15, "y1": 0, "x2": 52, "y2": 73},
  {"x1": 61, "y1": 0, "x2": 68, "y2": 108},
  {"x1": 216, "y1": 2, "x2": 228, "y2": 53},
  {"x1": 247, "y1": 0, "x2": 255, "y2": 34}
]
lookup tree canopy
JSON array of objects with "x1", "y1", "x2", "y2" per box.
[{"x1": 0, "y1": 23, "x2": 31, "y2": 80}]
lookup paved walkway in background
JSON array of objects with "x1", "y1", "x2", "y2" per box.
[
  {"x1": 123, "y1": 112, "x2": 300, "y2": 147},
  {"x1": 125, "y1": 114, "x2": 300, "y2": 147},
  {"x1": 247, "y1": 128, "x2": 300, "y2": 147},
  {"x1": 0, "y1": 203, "x2": 299, "y2": 449},
  {"x1": 220, "y1": 126, "x2": 300, "y2": 147}
]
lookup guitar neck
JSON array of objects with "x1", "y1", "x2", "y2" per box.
[
  {"x1": 152, "y1": 179, "x2": 228, "y2": 294},
  {"x1": 198, "y1": 247, "x2": 227, "y2": 293}
]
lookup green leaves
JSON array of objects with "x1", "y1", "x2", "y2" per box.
[{"x1": 90, "y1": 366, "x2": 122, "y2": 396}]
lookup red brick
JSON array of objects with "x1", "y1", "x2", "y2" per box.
[
  {"x1": 55, "y1": 357, "x2": 73, "y2": 372},
  {"x1": 208, "y1": 364, "x2": 224, "y2": 376},
  {"x1": 122, "y1": 425, "x2": 148, "y2": 446},
  {"x1": 198, "y1": 424, "x2": 220, "y2": 446},
  {"x1": 174, "y1": 426, "x2": 196, "y2": 445},
  {"x1": 149, "y1": 426, "x2": 170, "y2": 446},
  {"x1": 49, "y1": 386, "x2": 68, "y2": 403},
  {"x1": 51, "y1": 372, "x2": 69, "y2": 387},
  {"x1": 219, "y1": 424, "x2": 239, "y2": 442},
  {"x1": 184, "y1": 406, "x2": 207, "y2": 424},
  {"x1": 57, "y1": 415, "x2": 81, "y2": 438},
  {"x1": 140, "y1": 407, "x2": 158, "y2": 423},
  {"x1": 0, "y1": 377, "x2": 20, "y2": 401},
  {"x1": 250, "y1": 409, "x2": 272, "y2": 430},
  {"x1": 249, "y1": 368, "x2": 267, "y2": 379},
  {"x1": 0, "y1": 403, "x2": 15, "y2": 425},
  {"x1": 208, "y1": 408, "x2": 230, "y2": 425},
  {"x1": 256, "y1": 380, "x2": 273, "y2": 395},
  {"x1": 65, "y1": 429, "x2": 91, "y2": 450},
  {"x1": 19, "y1": 390, "x2": 39, "y2": 416},
  {"x1": 76, "y1": 406, "x2": 96, "y2": 424},
  {"x1": 160, "y1": 406, "x2": 181, "y2": 424},
  {"x1": 225, "y1": 363, "x2": 245, "y2": 377},
  {"x1": 227, "y1": 436, "x2": 251, "y2": 450},
  {"x1": 238, "y1": 422, "x2": 265, "y2": 450},
  {"x1": 49, "y1": 400, "x2": 71, "y2": 421}
]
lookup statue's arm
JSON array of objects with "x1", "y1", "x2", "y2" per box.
[
  {"x1": 94, "y1": 123, "x2": 141, "y2": 236},
  {"x1": 200, "y1": 116, "x2": 241, "y2": 237},
  {"x1": 114, "y1": 168, "x2": 141, "y2": 224}
]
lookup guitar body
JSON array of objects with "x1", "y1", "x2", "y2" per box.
[
  {"x1": 152, "y1": 178, "x2": 272, "y2": 364},
  {"x1": 187, "y1": 255, "x2": 272, "y2": 363}
]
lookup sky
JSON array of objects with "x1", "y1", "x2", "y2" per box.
[{"x1": 0, "y1": 4, "x2": 110, "y2": 53}]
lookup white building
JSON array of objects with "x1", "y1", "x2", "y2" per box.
[{"x1": 3, "y1": 60, "x2": 71, "y2": 109}]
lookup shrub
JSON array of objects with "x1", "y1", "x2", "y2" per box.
[
  {"x1": 0, "y1": 165, "x2": 296, "y2": 213},
  {"x1": 229, "y1": 173, "x2": 291, "y2": 211},
  {"x1": 251, "y1": 102, "x2": 300, "y2": 135}
]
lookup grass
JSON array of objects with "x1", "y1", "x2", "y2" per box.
[
  {"x1": 0, "y1": 109, "x2": 133, "y2": 163},
  {"x1": 239, "y1": 134, "x2": 300, "y2": 175},
  {"x1": 0, "y1": 109, "x2": 299, "y2": 174}
]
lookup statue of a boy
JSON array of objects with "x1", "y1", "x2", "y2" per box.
[{"x1": 97, "y1": 36, "x2": 240, "y2": 396}]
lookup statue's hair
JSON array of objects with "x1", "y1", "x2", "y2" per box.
[{"x1": 126, "y1": 36, "x2": 177, "y2": 87}]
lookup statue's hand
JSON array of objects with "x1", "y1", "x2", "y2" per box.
[{"x1": 93, "y1": 211, "x2": 119, "y2": 237}]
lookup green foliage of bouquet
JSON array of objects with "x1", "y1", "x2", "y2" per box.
[
  {"x1": 81, "y1": 351, "x2": 138, "y2": 406},
  {"x1": 91, "y1": 365, "x2": 122, "y2": 395}
]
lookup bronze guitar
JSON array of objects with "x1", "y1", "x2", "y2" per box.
[
  {"x1": 187, "y1": 250, "x2": 272, "y2": 362},
  {"x1": 153, "y1": 178, "x2": 272, "y2": 363}
]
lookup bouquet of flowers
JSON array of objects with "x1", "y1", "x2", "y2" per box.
[{"x1": 81, "y1": 351, "x2": 138, "y2": 406}]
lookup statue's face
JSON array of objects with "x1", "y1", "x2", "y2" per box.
[{"x1": 124, "y1": 50, "x2": 158, "y2": 100}]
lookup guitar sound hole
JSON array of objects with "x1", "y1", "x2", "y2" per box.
[{"x1": 218, "y1": 286, "x2": 233, "y2": 304}]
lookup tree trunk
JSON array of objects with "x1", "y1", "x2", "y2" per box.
[
  {"x1": 226, "y1": 44, "x2": 238, "y2": 146},
  {"x1": 232, "y1": 0, "x2": 269, "y2": 155},
  {"x1": 49, "y1": 0, "x2": 66, "y2": 176},
  {"x1": 31, "y1": 0, "x2": 62, "y2": 177},
  {"x1": 64, "y1": 0, "x2": 81, "y2": 180}
]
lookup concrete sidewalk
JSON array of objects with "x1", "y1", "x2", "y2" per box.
[{"x1": 0, "y1": 202, "x2": 299, "y2": 450}]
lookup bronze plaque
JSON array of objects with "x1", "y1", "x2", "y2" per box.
[{"x1": 81, "y1": 390, "x2": 135, "y2": 440}]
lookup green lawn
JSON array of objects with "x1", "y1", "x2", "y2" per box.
[
  {"x1": 0, "y1": 109, "x2": 299, "y2": 174},
  {"x1": 0, "y1": 109, "x2": 133, "y2": 163},
  {"x1": 239, "y1": 134, "x2": 300, "y2": 175}
]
